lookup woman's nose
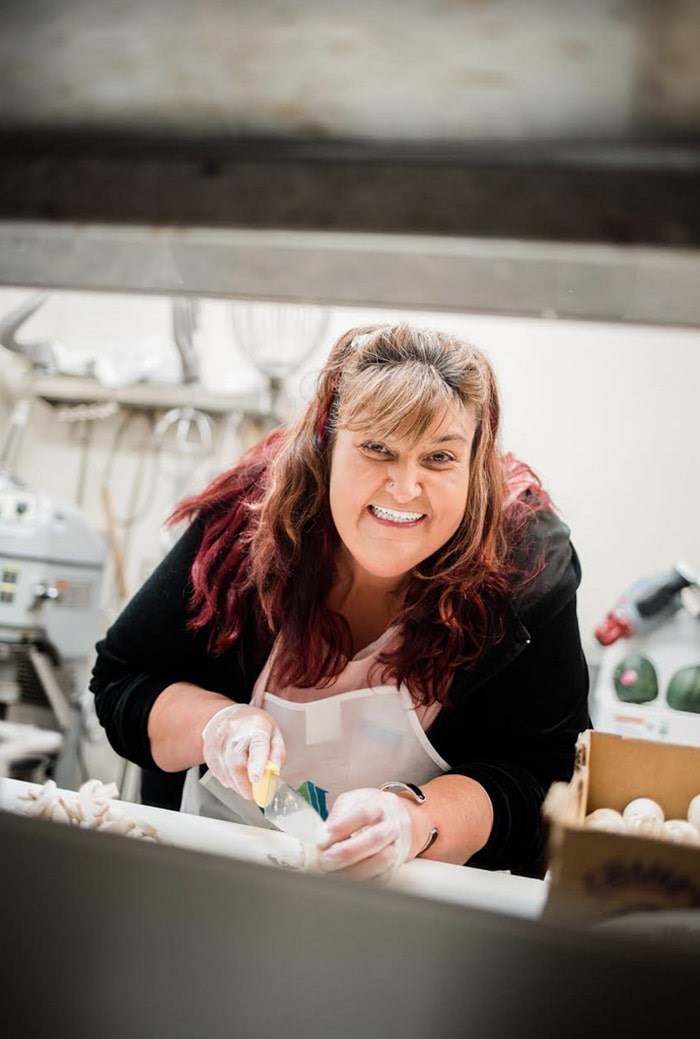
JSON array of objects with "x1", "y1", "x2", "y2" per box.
[{"x1": 387, "y1": 463, "x2": 421, "y2": 503}]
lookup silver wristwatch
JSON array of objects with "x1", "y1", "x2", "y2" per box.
[{"x1": 380, "y1": 781, "x2": 439, "y2": 855}]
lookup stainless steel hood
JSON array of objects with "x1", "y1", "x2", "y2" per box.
[{"x1": 1, "y1": 0, "x2": 699, "y2": 323}]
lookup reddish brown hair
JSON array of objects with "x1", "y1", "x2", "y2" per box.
[{"x1": 171, "y1": 323, "x2": 550, "y2": 705}]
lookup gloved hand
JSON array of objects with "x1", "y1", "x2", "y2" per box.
[
  {"x1": 317, "y1": 787, "x2": 413, "y2": 881},
  {"x1": 201, "y1": 704, "x2": 285, "y2": 800}
]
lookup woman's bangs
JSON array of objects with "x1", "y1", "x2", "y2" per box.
[{"x1": 339, "y1": 365, "x2": 455, "y2": 443}]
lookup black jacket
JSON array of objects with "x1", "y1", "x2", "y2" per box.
[{"x1": 91, "y1": 507, "x2": 589, "y2": 878}]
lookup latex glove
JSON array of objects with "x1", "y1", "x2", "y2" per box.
[
  {"x1": 201, "y1": 704, "x2": 285, "y2": 800},
  {"x1": 317, "y1": 787, "x2": 413, "y2": 881}
]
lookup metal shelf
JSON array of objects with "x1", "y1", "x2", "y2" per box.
[{"x1": 28, "y1": 374, "x2": 270, "y2": 417}]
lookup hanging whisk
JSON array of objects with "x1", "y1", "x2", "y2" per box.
[{"x1": 230, "y1": 300, "x2": 330, "y2": 421}]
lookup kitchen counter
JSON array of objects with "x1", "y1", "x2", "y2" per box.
[{"x1": 1, "y1": 776, "x2": 546, "y2": 919}]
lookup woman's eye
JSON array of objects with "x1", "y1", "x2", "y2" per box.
[
  {"x1": 361, "y1": 441, "x2": 389, "y2": 456},
  {"x1": 427, "y1": 452, "x2": 454, "y2": 465}
]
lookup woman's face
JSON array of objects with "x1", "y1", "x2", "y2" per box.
[{"x1": 329, "y1": 403, "x2": 477, "y2": 587}]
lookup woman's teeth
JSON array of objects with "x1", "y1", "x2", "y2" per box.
[{"x1": 369, "y1": 505, "x2": 424, "y2": 523}]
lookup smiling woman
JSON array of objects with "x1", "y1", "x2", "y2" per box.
[
  {"x1": 329, "y1": 409, "x2": 475, "y2": 590},
  {"x1": 90, "y1": 322, "x2": 590, "y2": 879}
]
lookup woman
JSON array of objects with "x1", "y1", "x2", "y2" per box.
[{"x1": 91, "y1": 323, "x2": 589, "y2": 880}]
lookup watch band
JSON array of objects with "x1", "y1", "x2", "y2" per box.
[
  {"x1": 380, "y1": 781, "x2": 426, "y2": 803},
  {"x1": 380, "y1": 781, "x2": 439, "y2": 856},
  {"x1": 418, "y1": 827, "x2": 439, "y2": 855}
]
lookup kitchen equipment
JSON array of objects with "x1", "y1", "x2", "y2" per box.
[
  {"x1": 0, "y1": 719, "x2": 62, "y2": 779},
  {"x1": 0, "y1": 469, "x2": 106, "y2": 779},
  {"x1": 230, "y1": 300, "x2": 330, "y2": 422},
  {"x1": 595, "y1": 562, "x2": 698, "y2": 646},
  {"x1": 590, "y1": 606, "x2": 700, "y2": 747}
]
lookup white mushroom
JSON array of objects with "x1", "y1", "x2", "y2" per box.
[
  {"x1": 63, "y1": 798, "x2": 84, "y2": 825},
  {"x1": 662, "y1": 819, "x2": 700, "y2": 845},
  {"x1": 584, "y1": 808, "x2": 626, "y2": 833},
  {"x1": 628, "y1": 816, "x2": 664, "y2": 838},
  {"x1": 78, "y1": 779, "x2": 118, "y2": 823},
  {"x1": 47, "y1": 799, "x2": 73, "y2": 825},
  {"x1": 21, "y1": 795, "x2": 48, "y2": 818},
  {"x1": 687, "y1": 794, "x2": 700, "y2": 835},
  {"x1": 18, "y1": 777, "x2": 160, "y2": 843},
  {"x1": 20, "y1": 780, "x2": 65, "y2": 820},
  {"x1": 622, "y1": 797, "x2": 665, "y2": 827},
  {"x1": 97, "y1": 817, "x2": 135, "y2": 836}
]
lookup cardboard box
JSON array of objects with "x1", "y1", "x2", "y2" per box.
[{"x1": 542, "y1": 730, "x2": 700, "y2": 923}]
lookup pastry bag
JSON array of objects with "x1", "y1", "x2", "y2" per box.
[
  {"x1": 202, "y1": 762, "x2": 325, "y2": 843},
  {"x1": 253, "y1": 761, "x2": 326, "y2": 843}
]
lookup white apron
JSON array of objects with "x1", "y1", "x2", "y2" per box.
[{"x1": 181, "y1": 641, "x2": 450, "y2": 825}]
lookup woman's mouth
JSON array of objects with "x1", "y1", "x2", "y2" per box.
[{"x1": 368, "y1": 504, "x2": 425, "y2": 525}]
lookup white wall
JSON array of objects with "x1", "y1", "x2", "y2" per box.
[{"x1": 1, "y1": 287, "x2": 699, "y2": 661}]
